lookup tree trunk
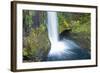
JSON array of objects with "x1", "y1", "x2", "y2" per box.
[{"x1": 32, "y1": 11, "x2": 40, "y2": 29}]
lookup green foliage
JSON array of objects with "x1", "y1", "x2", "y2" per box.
[
  {"x1": 23, "y1": 10, "x2": 47, "y2": 36},
  {"x1": 71, "y1": 13, "x2": 90, "y2": 34},
  {"x1": 23, "y1": 24, "x2": 50, "y2": 62},
  {"x1": 23, "y1": 10, "x2": 34, "y2": 28},
  {"x1": 58, "y1": 12, "x2": 90, "y2": 34},
  {"x1": 58, "y1": 12, "x2": 72, "y2": 33}
]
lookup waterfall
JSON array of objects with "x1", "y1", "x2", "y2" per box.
[
  {"x1": 47, "y1": 12, "x2": 59, "y2": 43},
  {"x1": 47, "y1": 12, "x2": 68, "y2": 55},
  {"x1": 46, "y1": 11, "x2": 90, "y2": 61}
]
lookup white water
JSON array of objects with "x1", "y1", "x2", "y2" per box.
[
  {"x1": 47, "y1": 12, "x2": 68, "y2": 55},
  {"x1": 47, "y1": 12, "x2": 59, "y2": 43}
]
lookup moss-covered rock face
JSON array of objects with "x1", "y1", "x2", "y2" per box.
[{"x1": 23, "y1": 24, "x2": 51, "y2": 62}]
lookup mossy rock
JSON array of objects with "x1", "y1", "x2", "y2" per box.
[{"x1": 23, "y1": 28, "x2": 51, "y2": 62}]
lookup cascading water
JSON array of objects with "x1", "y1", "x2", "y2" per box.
[
  {"x1": 47, "y1": 12, "x2": 59, "y2": 44},
  {"x1": 46, "y1": 11, "x2": 90, "y2": 61},
  {"x1": 47, "y1": 12, "x2": 68, "y2": 55}
]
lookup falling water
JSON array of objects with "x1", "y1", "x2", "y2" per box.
[
  {"x1": 47, "y1": 11, "x2": 68, "y2": 55},
  {"x1": 47, "y1": 12, "x2": 59, "y2": 43}
]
